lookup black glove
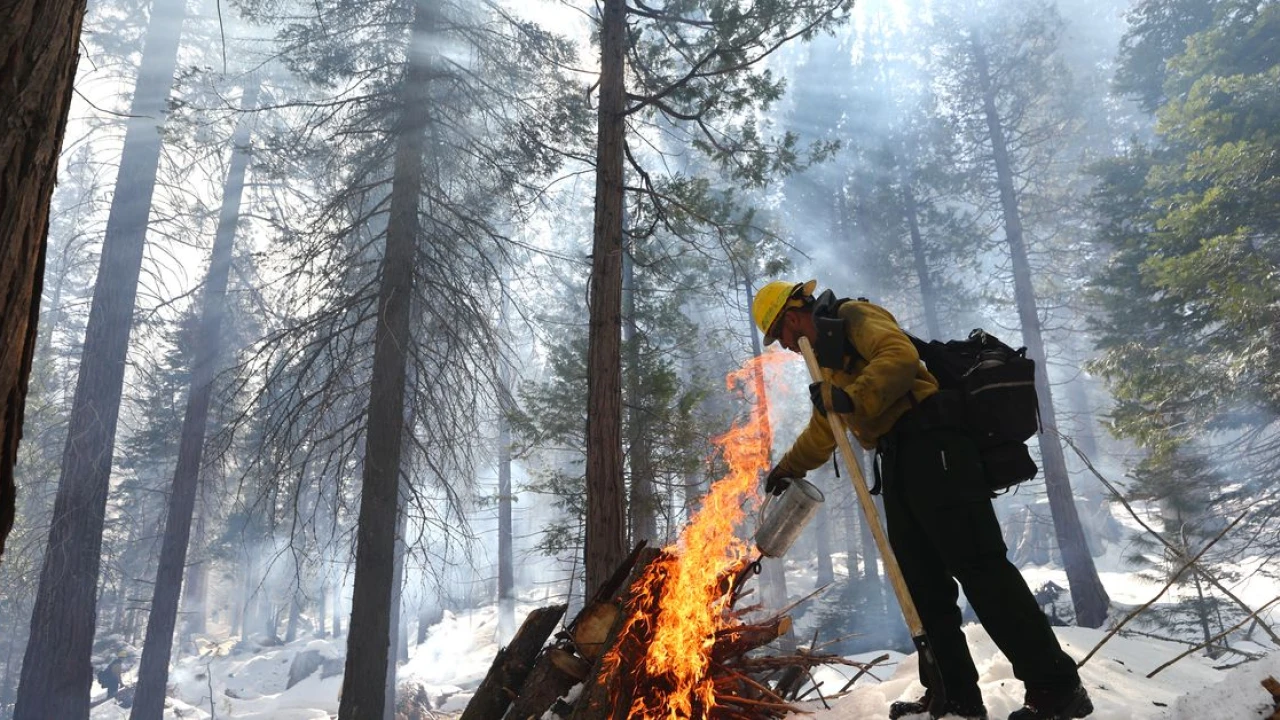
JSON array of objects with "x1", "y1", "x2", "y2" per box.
[
  {"x1": 764, "y1": 465, "x2": 797, "y2": 496},
  {"x1": 809, "y1": 381, "x2": 854, "y2": 416}
]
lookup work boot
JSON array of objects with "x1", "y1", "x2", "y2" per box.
[
  {"x1": 1008, "y1": 682, "x2": 1093, "y2": 720},
  {"x1": 889, "y1": 692, "x2": 931, "y2": 720},
  {"x1": 890, "y1": 691, "x2": 988, "y2": 720}
]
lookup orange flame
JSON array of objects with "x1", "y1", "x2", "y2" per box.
[{"x1": 602, "y1": 351, "x2": 792, "y2": 719}]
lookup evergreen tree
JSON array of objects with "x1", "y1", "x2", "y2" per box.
[
  {"x1": 130, "y1": 78, "x2": 261, "y2": 720},
  {"x1": 925, "y1": 0, "x2": 1111, "y2": 627},
  {"x1": 16, "y1": 0, "x2": 191, "y2": 712},
  {"x1": 1114, "y1": 0, "x2": 1222, "y2": 113},
  {"x1": 583, "y1": 0, "x2": 852, "y2": 596},
  {"x1": 1090, "y1": 1, "x2": 1280, "y2": 570},
  {"x1": 226, "y1": 0, "x2": 580, "y2": 713}
]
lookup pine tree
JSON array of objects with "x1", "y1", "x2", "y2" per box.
[
  {"x1": 583, "y1": 0, "x2": 854, "y2": 596},
  {"x1": 130, "y1": 79, "x2": 261, "y2": 720},
  {"x1": 1090, "y1": 0, "x2": 1280, "y2": 566},
  {"x1": 15, "y1": 0, "x2": 190, "y2": 712},
  {"x1": 224, "y1": 0, "x2": 581, "y2": 713},
  {"x1": 927, "y1": 0, "x2": 1111, "y2": 627}
]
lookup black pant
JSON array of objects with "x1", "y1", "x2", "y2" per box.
[{"x1": 879, "y1": 423, "x2": 1078, "y2": 705}]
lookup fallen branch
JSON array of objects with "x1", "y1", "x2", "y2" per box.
[
  {"x1": 839, "y1": 653, "x2": 892, "y2": 693},
  {"x1": 1059, "y1": 433, "x2": 1280, "y2": 647},
  {"x1": 1079, "y1": 511, "x2": 1246, "y2": 668},
  {"x1": 1116, "y1": 628, "x2": 1262, "y2": 658},
  {"x1": 1147, "y1": 595, "x2": 1280, "y2": 678}
]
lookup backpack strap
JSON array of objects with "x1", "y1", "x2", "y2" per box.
[{"x1": 812, "y1": 290, "x2": 865, "y2": 371}]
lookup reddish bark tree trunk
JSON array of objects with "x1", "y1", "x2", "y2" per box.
[
  {"x1": 584, "y1": 0, "x2": 630, "y2": 599},
  {"x1": 0, "y1": 0, "x2": 88, "y2": 559}
]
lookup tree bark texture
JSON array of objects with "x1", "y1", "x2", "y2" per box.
[
  {"x1": 15, "y1": 0, "x2": 186, "y2": 715},
  {"x1": 0, "y1": 0, "x2": 89, "y2": 559},
  {"x1": 129, "y1": 80, "x2": 259, "y2": 720},
  {"x1": 337, "y1": 2, "x2": 430, "y2": 715},
  {"x1": 584, "y1": 0, "x2": 629, "y2": 599},
  {"x1": 970, "y1": 32, "x2": 1110, "y2": 628}
]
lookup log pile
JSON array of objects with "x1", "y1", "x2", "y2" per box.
[{"x1": 462, "y1": 543, "x2": 879, "y2": 720}]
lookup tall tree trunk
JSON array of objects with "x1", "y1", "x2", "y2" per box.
[
  {"x1": 237, "y1": 551, "x2": 257, "y2": 640},
  {"x1": 318, "y1": 580, "x2": 328, "y2": 637},
  {"x1": 900, "y1": 174, "x2": 942, "y2": 339},
  {"x1": 181, "y1": 566, "x2": 206, "y2": 650},
  {"x1": 182, "y1": 508, "x2": 209, "y2": 642},
  {"x1": 970, "y1": 32, "x2": 1110, "y2": 628},
  {"x1": 836, "y1": 479, "x2": 859, "y2": 581},
  {"x1": 384, "y1": 484, "x2": 408, "y2": 720},
  {"x1": 1064, "y1": 347, "x2": 1116, "y2": 555},
  {"x1": 813, "y1": 500, "x2": 835, "y2": 588},
  {"x1": 337, "y1": 1, "x2": 429, "y2": 715},
  {"x1": 15, "y1": 0, "x2": 186, "y2": 714},
  {"x1": 0, "y1": 0, "x2": 87, "y2": 558},
  {"x1": 623, "y1": 249, "x2": 657, "y2": 546},
  {"x1": 497, "y1": 379, "x2": 516, "y2": 640},
  {"x1": 130, "y1": 80, "x2": 258, "y2": 720},
  {"x1": 332, "y1": 581, "x2": 342, "y2": 638},
  {"x1": 1064, "y1": 358, "x2": 1099, "y2": 463},
  {"x1": 0, "y1": 631, "x2": 19, "y2": 711},
  {"x1": 583, "y1": 0, "x2": 630, "y2": 599},
  {"x1": 286, "y1": 591, "x2": 302, "y2": 644},
  {"x1": 857, "y1": 454, "x2": 884, "y2": 605},
  {"x1": 260, "y1": 592, "x2": 277, "y2": 641}
]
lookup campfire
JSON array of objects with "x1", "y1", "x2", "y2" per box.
[{"x1": 460, "y1": 355, "x2": 881, "y2": 720}]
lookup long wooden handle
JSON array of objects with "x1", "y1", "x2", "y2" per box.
[{"x1": 798, "y1": 336, "x2": 925, "y2": 637}]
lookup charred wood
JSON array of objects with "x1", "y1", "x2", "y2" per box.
[{"x1": 459, "y1": 604, "x2": 566, "y2": 720}]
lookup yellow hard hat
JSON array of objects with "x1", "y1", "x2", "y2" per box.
[{"x1": 752, "y1": 279, "x2": 816, "y2": 344}]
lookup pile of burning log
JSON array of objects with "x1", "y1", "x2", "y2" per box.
[
  {"x1": 457, "y1": 355, "x2": 896, "y2": 719},
  {"x1": 460, "y1": 544, "x2": 884, "y2": 720}
]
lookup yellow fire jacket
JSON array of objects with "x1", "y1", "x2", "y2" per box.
[{"x1": 776, "y1": 300, "x2": 939, "y2": 476}]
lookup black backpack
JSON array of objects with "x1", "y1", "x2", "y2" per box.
[
  {"x1": 906, "y1": 329, "x2": 1041, "y2": 491},
  {"x1": 811, "y1": 292, "x2": 1040, "y2": 491}
]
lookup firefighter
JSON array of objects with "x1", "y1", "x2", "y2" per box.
[
  {"x1": 753, "y1": 280, "x2": 1092, "y2": 720},
  {"x1": 99, "y1": 654, "x2": 124, "y2": 699}
]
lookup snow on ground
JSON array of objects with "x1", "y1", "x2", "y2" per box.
[
  {"x1": 87, "y1": 538, "x2": 1280, "y2": 719},
  {"x1": 90, "y1": 635, "x2": 344, "y2": 720},
  {"x1": 89, "y1": 602, "x2": 538, "y2": 719},
  {"x1": 806, "y1": 624, "x2": 1280, "y2": 719},
  {"x1": 88, "y1": 601, "x2": 1280, "y2": 720}
]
